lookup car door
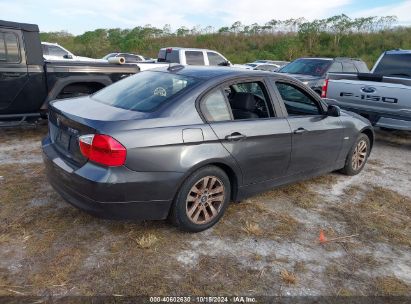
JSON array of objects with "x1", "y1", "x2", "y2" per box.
[
  {"x1": 272, "y1": 80, "x2": 344, "y2": 175},
  {"x1": 0, "y1": 30, "x2": 29, "y2": 112},
  {"x1": 200, "y1": 78, "x2": 292, "y2": 185}
]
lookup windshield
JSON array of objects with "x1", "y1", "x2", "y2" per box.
[
  {"x1": 246, "y1": 63, "x2": 257, "y2": 67},
  {"x1": 92, "y1": 71, "x2": 200, "y2": 112},
  {"x1": 373, "y1": 54, "x2": 411, "y2": 77},
  {"x1": 279, "y1": 59, "x2": 332, "y2": 76},
  {"x1": 102, "y1": 53, "x2": 117, "y2": 60}
]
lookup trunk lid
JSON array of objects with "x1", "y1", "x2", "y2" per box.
[{"x1": 48, "y1": 96, "x2": 148, "y2": 167}]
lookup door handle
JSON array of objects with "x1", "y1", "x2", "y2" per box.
[
  {"x1": 225, "y1": 132, "x2": 246, "y2": 141},
  {"x1": 293, "y1": 127, "x2": 308, "y2": 134},
  {"x1": 3, "y1": 72, "x2": 21, "y2": 78}
]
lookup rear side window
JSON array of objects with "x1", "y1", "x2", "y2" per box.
[
  {"x1": 158, "y1": 49, "x2": 180, "y2": 63},
  {"x1": 201, "y1": 89, "x2": 232, "y2": 122},
  {"x1": 92, "y1": 71, "x2": 200, "y2": 112},
  {"x1": 342, "y1": 62, "x2": 357, "y2": 72},
  {"x1": 207, "y1": 52, "x2": 226, "y2": 65},
  {"x1": 42, "y1": 44, "x2": 49, "y2": 56},
  {"x1": 328, "y1": 62, "x2": 343, "y2": 73},
  {"x1": 0, "y1": 32, "x2": 20, "y2": 63},
  {"x1": 185, "y1": 51, "x2": 205, "y2": 65},
  {"x1": 355, "y1": 61, "x2": 369, "y2": 73},
  {"x1": 373, "y1": 54, "x2": 411, "y2": 77}
]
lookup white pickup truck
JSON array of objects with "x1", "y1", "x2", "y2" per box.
[
  {"x1": 136, "y1": 47, "x2": 232, "y2": 71},
  {"x1": 41, "y1": 42, "x2": 102, "y2": 62},
  {"x1": 323, "y1": 50, "x2": 411, "y2": 131}
]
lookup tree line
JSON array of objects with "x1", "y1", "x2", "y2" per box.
[{"x1": 40, "y1": 14, "x2": 411, "y2": 67}]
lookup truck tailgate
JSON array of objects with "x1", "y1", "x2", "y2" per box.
[{"x1": 326, "y1": 78, "x2": 411, "y2": 119}]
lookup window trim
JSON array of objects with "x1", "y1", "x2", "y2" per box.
[
  {"x1": 200, "y1": 87, "x2": 234, "y2": 122},
  {"x1": 197, "y1": 76, "x2": 278, "y2": 123},
  {"x1": 272, "y1": 79, "x2": 326, "y2": 118},
  {"x1": 0, "y1": 31, "x2": 21, "y2": 64}
]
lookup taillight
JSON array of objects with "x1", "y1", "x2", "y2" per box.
[
  {"x1": 79, "y1": 134, "x2": 126, "y2": 167},
  {"x1": 321, "y1": 79, "x2": 329, "y2": 98}
]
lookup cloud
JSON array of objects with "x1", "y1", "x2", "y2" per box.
[
  {"x1": 352, "y1": 0, "x2": 411, "y2": 26},
  {"x1": 0, "y1": 0, "x2": 409, "y2": 34}
]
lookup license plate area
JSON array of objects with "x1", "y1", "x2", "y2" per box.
[{"x1": 56, "y1": 130, "x2": 71, "y2": 150}]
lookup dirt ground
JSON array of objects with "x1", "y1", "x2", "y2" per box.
[{"x1": 0, "y1": 125, "x2": 410, "y2": 297}]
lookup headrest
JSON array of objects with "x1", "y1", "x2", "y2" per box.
[{"x1": 231, "y1": 93, "x2": 256, "y2": 111}]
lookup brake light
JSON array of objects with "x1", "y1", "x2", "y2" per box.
[
  {"x1": 166, "y1": 48, "x2": 172, "y2": 53},
  {"x1": 79, "y1": 134, "x2": 126, "y2": 167},
  {"x1": 321, "y1": 79, "x2": 329, "y2": 98}
]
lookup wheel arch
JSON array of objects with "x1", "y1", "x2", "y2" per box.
[
  {"x1": 41, "y1": 75, "x2": 113, "y2": 110},
  {"x1": 174, "y1": 160, "x2": 242, "y2": 204},
  {"x1": 361, "y1": 127, "x2": 374, "y2": 151}
]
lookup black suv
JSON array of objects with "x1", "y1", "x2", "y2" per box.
[{"x1": 278, "y1": 57, "x2": 369, "y2": 95}]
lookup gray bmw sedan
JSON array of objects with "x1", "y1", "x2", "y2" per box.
[{"x1": 42, "y1": 65, "x2": 374, "y2": 232}]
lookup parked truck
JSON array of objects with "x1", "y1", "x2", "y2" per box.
[
  {"x1": 323, "y1": 50, "x2": 411, "y2": 131},
  {"x1": 135, "y1": 47, "x2": 231, "y2": 71},
  {"x1": 0, "y1": 20, "x2": 139, "y2": 125}
]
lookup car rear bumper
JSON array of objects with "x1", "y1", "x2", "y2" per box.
[{"x1": 42, "y1": 136, "x2": 182, "y2": 220}]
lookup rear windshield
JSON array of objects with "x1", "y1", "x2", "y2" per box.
[
  {"x1": 279, "y1": 59, "x2": 332, "y2": 76},
  {"x1": 92, "y1": 71, "x2": 199, "y2": 112},
  {"x1": 158, "y1": 49, "x2": 180, "y2": 63},
  {"x1": 373, "y1": 54, "x2": 411, "y2": 77}
]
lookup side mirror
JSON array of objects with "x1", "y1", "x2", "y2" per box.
[
  {"x1": 218, "y1": 60, "x2": 231, "y2": 66},
  {"x1": 63, "y1": 54, "x2": 73, "y2": 59},
  {"x1": 327, "y1": 104, "x2": 341, "y2": 117}
]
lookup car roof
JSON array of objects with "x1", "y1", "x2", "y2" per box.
[
  {"x1": 160, "y1": 47, "x2": 222, "y2": 53},
  {"x1": 385, "y1": 49, "x2": 411, "y2": 55},
  {"x1": 0, "y1": 20, "x2": 39, "y2": 32},
  {"x1": 42, "y1": 42, "x2": 60, "y2": 46},
  {"x1": 153, "y1": 65, "x2": 275, "y2": 79},
  {"x1": 296, "y1": 57, "x2": 364, "y2": 63}
]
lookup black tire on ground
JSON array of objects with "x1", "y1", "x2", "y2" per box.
[
  {"x1": 169, "y1": 166, "x2": 231, "y2": 232},
  {"x1": 340, "y1": 133, "x2": 371, "y2": 176}
]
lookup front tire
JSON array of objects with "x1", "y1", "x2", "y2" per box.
[
  {"x1": 340, "y1": 133, "x2": 370, "y2": 176},
  {"x1": 169, "y1": 166, "x2": 230, "y2": 232}
]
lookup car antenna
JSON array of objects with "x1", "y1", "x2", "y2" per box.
[{"x1": 168, "y1": 63, "x2": 185, "y2": 72}]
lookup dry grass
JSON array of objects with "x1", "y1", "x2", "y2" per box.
[
  {"x1": 242, "y1": 221, "x2": 263, "y2": 236},
  {"x1": 255, "y1": 174, "x2": 339, "y2": 209},
  {"x1": 329, "y1": 186, "x2": 411, "y2": 246},
  {"x1": 214, "y1": 201, "x2": 300, "y2": 240},
  {"x1": 1, "y1": 126, "x2": 410, "y2": 297},
  {"x1": 374, "y1": 276, "x2": 411, "y2": 296},
  {"x1": 280, "y1": 269, "x2": 297, "y2": 285},
  {"x1": 136, "y1": 234, "x2": 159, "y2": 249}
]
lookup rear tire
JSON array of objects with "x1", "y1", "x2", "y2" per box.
[
  {"x1": 340, "y1": 133, "x2": 370, "y2": 176},
  {"x1": 169, "y1": 166, "x2": 230, "y2": 232}
]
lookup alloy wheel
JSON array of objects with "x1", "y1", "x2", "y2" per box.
[
  {"x1": 185, "y1": 176, "x2": 225, "y2": 225},
  {"x1": 352, "y1": 139, "x2": 367, "y2": 171}
]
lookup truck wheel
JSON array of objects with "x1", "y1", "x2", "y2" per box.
[
  {"x1": 340, "y1": 134, "x2": 370, "y2": 176},
  {"x1": 169, "y1": 166, "x2": 230, "y2": 232}
]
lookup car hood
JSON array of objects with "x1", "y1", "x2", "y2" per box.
[{"x1": 280, "y1": 73, "x2": 323, "y2": 83}]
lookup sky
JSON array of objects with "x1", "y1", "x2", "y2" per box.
[{"x1": 0, "y1": 0, "x2": 410, "y2": 34}]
